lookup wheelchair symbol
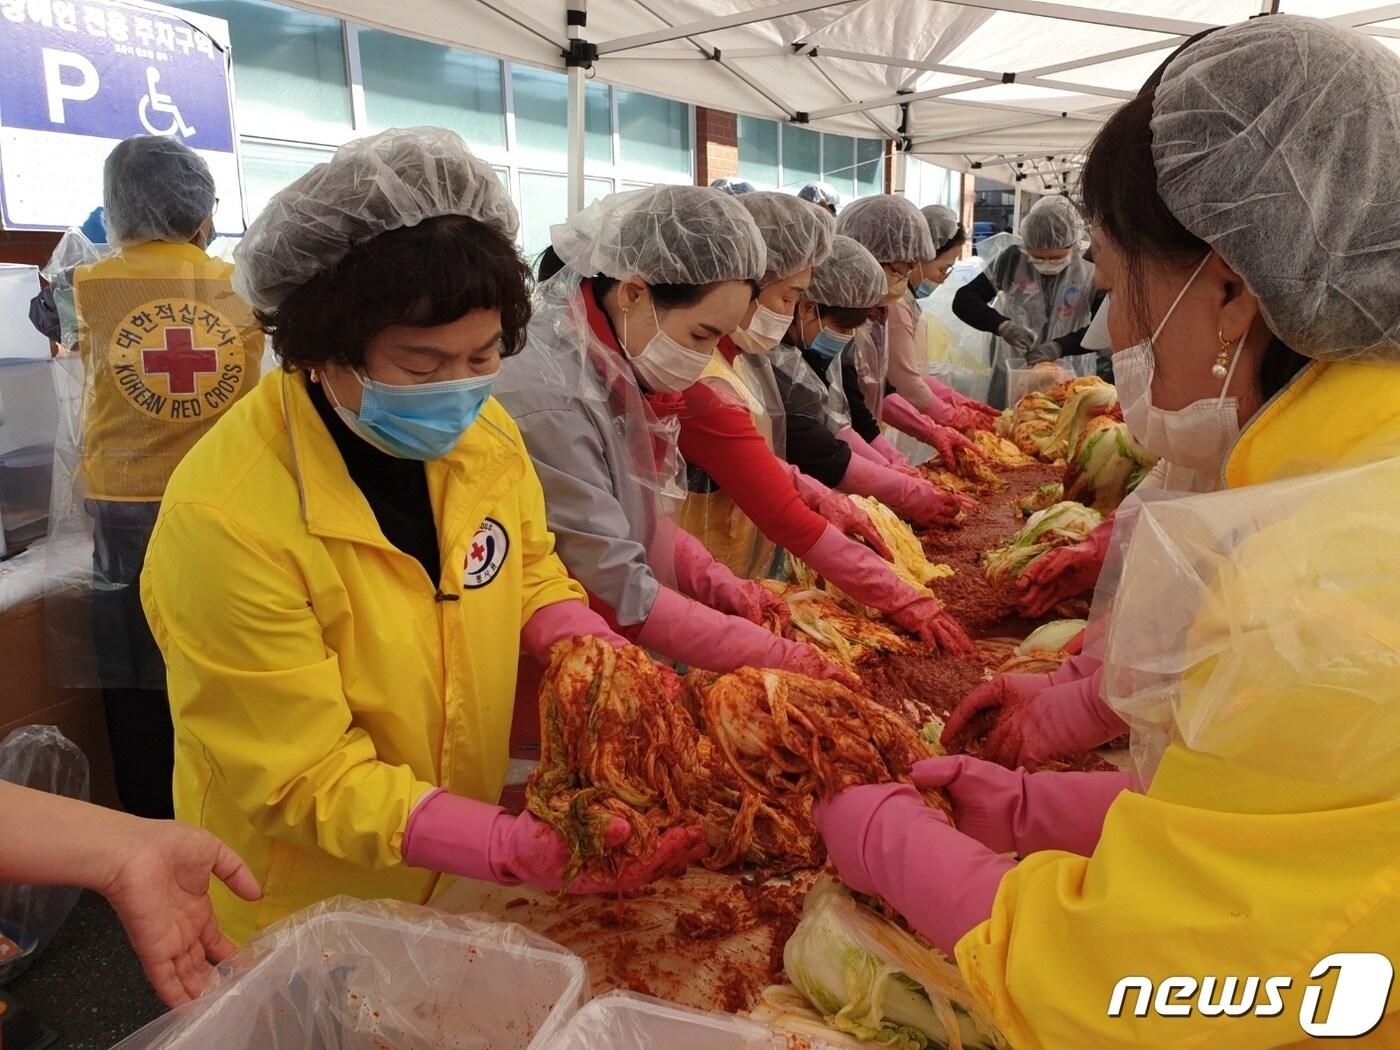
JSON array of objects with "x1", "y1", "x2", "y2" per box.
[{"x1": 138, "y1": 67, "x2": 196, "y2": 138}]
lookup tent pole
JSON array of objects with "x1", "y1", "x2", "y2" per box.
[
  {"x1": 1012, "y1": 186, "x2": 1023, "y2": 230},
  {"x1": 565, "y1": 1, "x2": 590, "y2": 216}
]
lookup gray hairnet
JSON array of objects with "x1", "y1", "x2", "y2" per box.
[
  {"x1": 835, "y1": 194, "x2": 935, "y2": 263},
  {"x1": 921, "y1": 205, "x2": 961, "y2": 251},
  {"x1": 233, "y1": 127, "x2": 517, "y2": 312},
  {"x1": 1020, "y1": 196, "x2": 1080, "y2": 251},
  {"x1": 552, "y1": 185, "x2": 766, "y2": 285},
  {"x1": 710, "y1": 177, "x2": 755, "y2": 195},
  {"x1": 103, "y1": 135, "x2": 215, "y2": 249},
  {"x1": 798, "y1": 182, "x2": 841, "y2": 208},
  {"x1": 1152, "y1": 15, "x2": 1400, "y2": 361},
  {"x1": 735, "y1": 191, "x2": 835, "y2": 285},
  {"x1": 806, "y1": 234, "x2": 886, "y2": 309}
]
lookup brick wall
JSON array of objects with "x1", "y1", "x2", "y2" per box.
[{"x1": 695, "y1": 107, "x2": 739, "y2": 186}]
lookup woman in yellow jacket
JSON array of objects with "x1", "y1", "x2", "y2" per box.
[
  {"x1": 815, "y1": 16, "x2": 1400, "y2": 1048},
  {"x1": 140, "y1": 128, "x2": 702, "y2": 945}
]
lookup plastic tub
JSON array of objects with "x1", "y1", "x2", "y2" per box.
[
  {"x1": 539, "y1": 992, "x2": 840, "y2": 1050},
  {"x1": 113, "y1": 898, "x2": 588, "y2": 1050},
  {"x1": 0, "y1": 444, "x2": 53, "y2": 553},
  {"x1": 1005, "y1": 356, "x2": 1074, "y2": 406}
]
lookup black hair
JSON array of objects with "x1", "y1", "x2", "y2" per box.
[
  {"x1": 1079, "y1": 35, "x2": 1306, "y2": 401},
  {"x1": 808, "y1": 301, "x2": 876, "y2": 330},
  {"x1": 261, "y1": 214, "x2": 533, "y2": 371},
  {"x1": 935, "y1": 225, "x2": 967, "y2": 256},
  {"x1": 538, "y1": 244, "x2": 758, "y2": 311}
]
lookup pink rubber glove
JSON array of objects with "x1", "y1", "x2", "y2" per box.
[
  {"x1": 941, "y1": 657, "x2": 1127, "y2": 767},
  {"x1": 837, "y1": 454, "x2": 962, "y2": 528},
  {"x1": 637, "y1": 587, "x2": 855, "y2": 685},
  {"x1": 814, "y1": 784, "x2": 1014, "y2": 954},
  {"x1": 946, "y1": 404, "x2": 997, "y2": 433},
  {"x1": 868, "y1": 432, "x2": 913, "y2": 470},
  {"x1": 912, "y1": 755, "x2": 1131, "y2": 857},
  {"x1": 881, "y1": 394, "x2": 984, "y2": 476},
  {"x1": 925, "y1": 376, "x2": 999, "y2": 420},
  {"x1": 1016, "y1": 516, "x2": 1114, "y2": 617},
  {"x1": 520, "y1": 600, "x2": 627, "y2": 663},
  {"x1": 801, "y1": 526, "x2": 975, "y2": 656},
  {"x1": 836, "y1": 426, "x2": 890, "y2": 466},
  {"x1": 786, "y1": 465, "x2": 893, "y2": 561},
  {"x1": 403, "y1": 789, "x2": 707, "y2": 893},
  {"x1": 673, "y1": 528, "x2": 789, "y2": 630}
]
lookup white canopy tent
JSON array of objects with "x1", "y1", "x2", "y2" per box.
[{"x1": 278, "y1": 0, "x2": 1400, "y2": 208}]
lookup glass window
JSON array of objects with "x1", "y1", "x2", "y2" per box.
[
  {"x1": 518, "y1": 172, "x2": 613, "y2": 262},
  {"x1": 170, "y1": 0, "x2": 351, "y2": 139},
  {"x1": 737, "y1": 116, "x2": 778, "y2": 188},
  {"x1": 359, "y1": 30, "x2": 504, "y2": 148},
  {"x1": 781, "y1": 125, "x2": 820, "y2": 191},
  {"x1": 821, "y1": 134, "x2": 856, "y2": 202},
  {"x1": 616, "y1": 89, "x2": 691, "y2": 177},
  {"x1": 855, "y1": 137, "x2": 885, "y2": 197},
  {"x1": 240, "y1": 140, "x2": 334, "y2": 220},
  {"x1": 511, "y1": 66, "x2": 611, "y2": 163}
]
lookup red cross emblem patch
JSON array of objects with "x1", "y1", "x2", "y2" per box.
[
  {"x1": 107, "y1": 297, "x2": 249, "y2": 423},
  {"x1": 463, "y1": 518, "x2": 509, "y2": 589}
]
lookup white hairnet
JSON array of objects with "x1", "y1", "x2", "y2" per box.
[
  {"x1": 103, "y1": 135, "x2": 215, "y2": 249},
  {"x1": 233, "y1": 127, "x2": 517, "y2": 312},
  {"x1": 835, "y1": 194, "x2": 935, "y2": 263},
  {"x1": 551, "y1": 185, "x2": 766, "y2": 286},
  {"x1": 1020, "y1": 196, "x2": 1081, "y2": 251},
  {"x1": 798, "y1": 182, "x2": 841, "y2": 208},
  {"x1": 710, "y1": 177, "x2": 755, "y2": 195},
  {"x1": 1151, "y1": 15, "x2": 1400, "y2": 361},
  {"x1": 806, "y1": 234, "x2": 886, "y2": 309},
  {"x1": 921, "y1": 205, "x2": 962, "y2": 251},
  {"x1": 735, "y1": 191, "x2": 835, "y2": 285}
]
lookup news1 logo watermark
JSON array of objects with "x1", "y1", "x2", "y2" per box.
[{"x1": 1108, "y1": 953, "x2": 1395, "y2": 1037}]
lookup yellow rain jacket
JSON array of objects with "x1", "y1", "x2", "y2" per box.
[
  {"x1": 956, "y1": 360, "x2": 1400, "y2": 1048},
  {"x1": 141, "y1": 369, "x2": 583, "y2": 944}
]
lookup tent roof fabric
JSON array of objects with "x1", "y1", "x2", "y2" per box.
[{"x1": 280, "y1": 0, "x2": 1400, "y2": 185}]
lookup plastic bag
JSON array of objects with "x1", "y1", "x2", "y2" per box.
[
  {"x1": 0, "y1": 725, "x2": 90, "y2": 984},
  {"x1": 114, "y1": 897, "x2": 588, "y2": 1050}
]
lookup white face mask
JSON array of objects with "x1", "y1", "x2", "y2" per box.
[
  {"x1": 1113, "y1": 253, "x2": 1244, "y2": 483},
  {"x1": 1029, "y1": 255, "x2": 1072, "y2": 276},
  {"x1": 623, "y1": 299, "x2": 712, "y2": 394},
  {"x1": 731, "y1": 302, "x2": 792, "y2": 354}
]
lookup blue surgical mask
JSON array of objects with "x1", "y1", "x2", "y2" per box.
[
  {"x1": 914, "y1": 280, "x2": 937, "y2": 298},
  {"x1": 327, "y1": 370, "x2": 496, "y2": 460},
  {"x1": 809, "y1": 327, "x2": 854, "y2": 360}
]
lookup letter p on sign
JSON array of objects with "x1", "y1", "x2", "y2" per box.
[
  {"x1": 42, "y1": 48, "x2": 99, "y2": 124},
  {"x1": 1300, "y1": 953, "x2": 1394, "y2": 1038}
]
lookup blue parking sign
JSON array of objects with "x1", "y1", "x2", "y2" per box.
[{"x1": 0, "y1": 0, "x2": 243, "y2": 233}]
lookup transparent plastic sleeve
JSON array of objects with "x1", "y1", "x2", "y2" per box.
[
  {"x1": 0, "y1": 726, "x2": 90, "y2": 984},
  {"x1": 850, "y1": 321, "x2": 888, "y2": 424},
  {"x1": 113, "y1": 897, "x2": 588, "y2": 1050},
  {"x1": 1097, "y1": 457, "x2": 1400, "y2": 788}
]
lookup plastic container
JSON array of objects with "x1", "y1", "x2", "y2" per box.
[
  {"x1": 0, "y1": 444, "x2": 53, "y2": 553},
  {"x1": 540, "y1": 992, "x2": 840, "y2": 1050},
  {"x1": 1005, "y1": 356, "x2": 1074, "y2": 406},
  {"x1": 113, "y1": 898, "x2": 588, "y2": 1050},
  {"x1": 0, "y1": 726, "x2": 89, "y2": 985}
]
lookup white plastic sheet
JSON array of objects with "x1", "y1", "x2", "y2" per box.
[
  {"x1": 114, "y1": 897, "x2": 588, "y2": 1050},
  {"x1": 541, "y1": 991, "x2": 835, "y2": 1050}
]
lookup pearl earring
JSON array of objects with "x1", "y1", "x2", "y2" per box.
[{"x1": 1211, "y1": 332, "x2": 1231, "y2": 379}]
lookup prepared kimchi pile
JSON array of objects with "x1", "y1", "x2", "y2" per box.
[{"x1": 524, "y1": 638, "x2": 945, "y2": 886}]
